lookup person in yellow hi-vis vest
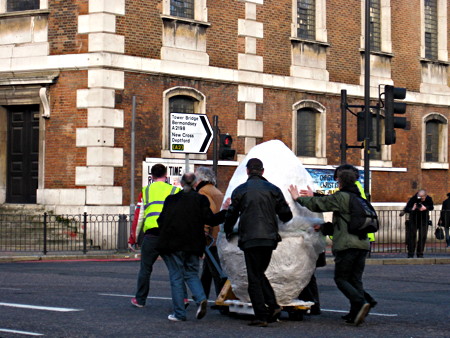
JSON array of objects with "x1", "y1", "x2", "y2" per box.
[{"x1": 131, "y1": 164, "x2": 181, "y2": 308}]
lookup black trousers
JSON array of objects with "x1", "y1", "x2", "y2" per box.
[
  {"x1": 406, "y1": 217, "x2": 428, "y2": 257},
  {"x1": 244, "y1": 246, "x2": 279, "y2": 322},
  {"x1": 334, "y1": 248, "x2": 369, "y2": 317},
  {"x1": 201, "y1": 246, "x2": 226, "y2": 298}
]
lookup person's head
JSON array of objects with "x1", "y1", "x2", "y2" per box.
[
  {"x1": 181, "y1": 173, "x2": 196, "y2": 192},
  {"x1": 336, "y1": 169, "x2": 358, "y2": 189},
  {"x1": 447, "y1": 192, "x2": 450, "y2": 199},
  {"x1": 151, "y1": 164, "x2": 167, "y2": 180},
  {"x1": 194, "y1": 166, "x2": 216, "y2": 186},
  {"x1": 334, "y1": 164, "x2": 359, "y2": 180},
  {"x1": 417, "y1": 189, "x2": 427, "y2": 200},
  {"x1": 246, "y1": 158, "x2": 264, "y2": 176}
]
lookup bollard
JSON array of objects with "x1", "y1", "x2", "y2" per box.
[{"x1": 117, "y1": 214, "x2": 128, "y2": 251}]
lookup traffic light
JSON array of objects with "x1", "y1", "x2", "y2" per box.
[
  {"x1": 219, "y1": 134, "x2": 236, "y2": 160},
  {"x1": 384, "y1": 85, "x2": 407, "y2": 145},
  {"x1": 356, "y1": 111, "x2": 374, "y2": 142}
]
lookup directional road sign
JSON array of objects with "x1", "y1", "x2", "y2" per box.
[{"x1": 169, "y1": 113, "x2": 213, "y2": 154}]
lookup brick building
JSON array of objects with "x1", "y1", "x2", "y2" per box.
[{"x1": 0, "y1": 0, "x2": 448, "y2": 214}]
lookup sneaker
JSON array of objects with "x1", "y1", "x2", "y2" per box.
[
  {"x1": 168, "y1": 314, "x2": 184, "y2": 322},
  {"x1": 341, "y1": 313, "x2": 352, "y2": 321},
  {"x1": 248, "y1": 320, "x2": 268, "y2": 327},
  {"x1": 131, "y1": 298, "x2": 144, "y2": 308},
  {"x1": 184, "y1": 298, "x2": 190, "y2": 309},
  {"x1": 196, "y1": 299, "x2": 208, "y2": 319},
  {"x1": 353, "y1": 303, "x2": 371, "y2": 326}
]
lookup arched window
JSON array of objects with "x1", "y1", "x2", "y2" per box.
[
  {"x1": 296, "y1": 108, "x2": 317, "y2": 157},
  {"x1": 292, "y1": 100, "x2": 326, "y2": 165},
  {"x1": 422, "y1": 113, "x2": 448, "y2": 168},
  {"x1": 162, "y1": 87, "x2": 206, "y2": 158}
]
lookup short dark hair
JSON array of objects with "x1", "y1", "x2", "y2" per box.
[
  {"x1": 334, "y1": 164, "x2": 359, "y2": 180},
  {"x1": 337, "y1": 169, "x2": 358, "y2": 188},
  {"x1": 151, "y1": 164, "x2": 167, "y2": 179},
  {"x1": 246, "y1": 158, "x2": 264, "y2": 174}
]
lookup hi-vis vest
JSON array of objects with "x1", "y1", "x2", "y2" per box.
[{"x1": 142, "y1": 181, "x2": 179, "y2": 233}]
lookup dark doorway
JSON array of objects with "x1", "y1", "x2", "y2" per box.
[{"x1": 6, "y1": 105, "x2": 40, "y2": 203}]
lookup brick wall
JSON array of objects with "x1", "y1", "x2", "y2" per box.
[
  {"x1": 48, "y1": 0, "x2": 88, "y2": 55},
  {"x1": 46, "y1": 71, "x2": 88, "y2": 189},
  {"x1": 390, "y1": 0, "x2": 421, "y2": 91},
  {"x1": 116, "y1": 0, "x2": 161, "y2": 58}
]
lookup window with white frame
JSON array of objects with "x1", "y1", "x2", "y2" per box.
[
  {"x1": 170, "y1": 0, "x2": 194, "y2": 19},
  {"x1": 297, "y1": 0, "x2": 315, "y2": 40},
  {"x1": 292, "y1": 100, "x2": 326, "y2": 165},
  {"x1": 369, "y1": 0, "x2": 381, "y2": 52},
  {"x1": 162, "y1": 87, "x2": 206, "y2": 158},
  {"x1": 7, "y1": 0, "x2": 39, "y2": 11},
  {"x1": 422, "y1": 114, "x2": 448, "y2": 168},
  {"x1": 424, "y1": 0, "x2": 438, "y2": 60}
]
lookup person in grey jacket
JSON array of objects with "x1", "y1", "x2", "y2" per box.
[{"x1": 288, "y1": 169, "x2": 373, "y2": 326}]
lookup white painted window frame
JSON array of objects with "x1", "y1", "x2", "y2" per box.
[
  {"x1": 360, "y1": 0, "x2": 392, "y2": 53},
  {"x1": 0, "y1": 0, "x2": 47, "y2": 13},
  {"x1": 292, "y1": 100, "x2": 327, "y2": 165},
  {"x1": 162, "y1": 0, "x2": 208, "y2": 22},
  {"x1": 161, "y1": 87, "x2": 207, "y2": 159},
  {"x1": 421, "y1": 113, "x2": 449, "y2": 169},
  {"x1": 420, "y1": 0, "x2": 448, "y2": 61},
  {"x1": 291, "y1": 0, "x2": 327, "y2": 42}
]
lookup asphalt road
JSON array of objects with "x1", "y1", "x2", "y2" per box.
[{"x1": 0, "y1": 259, "x2": 449, "y2": 337}]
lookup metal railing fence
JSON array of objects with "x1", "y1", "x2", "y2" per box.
[{"x1": 0, "y1": 210, "x2": 448, "y2": 255}]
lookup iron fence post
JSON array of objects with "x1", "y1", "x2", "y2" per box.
[
  {"x1": 83, "y1": 212, "x2": 87, "y2": 254},
  {"x1": 43, "y1": 212, "x2": 47, "y2": 255}
]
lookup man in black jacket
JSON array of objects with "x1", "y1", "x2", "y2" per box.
[
  {"x1": 404, "y1": 189, "x2": 434, "y2": 258},
  {"x1": 157, "y1": 173, "x2": 227, "y2": 322},
  {"x1": 224, "y1": 158, "x2": 293, "y2": 327}
]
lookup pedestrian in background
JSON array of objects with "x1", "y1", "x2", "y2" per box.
[
  {"x1": 157, "y1": 173, "x2": 228, "y2": 322},
  {"x1": 438, "y1": 193, "x2": 450, "y2": 247},
  {"x1": 404, "y1": 189, "x2": 434, "y2": 258},
  {"x1": 194, "y1": 167, "x2": 227, "y2": 303},
  {"x1": 131, "y1": 164, "x2": 180, "y2": 308},
  {"x1": 224, "y1": 158, "x2": 293, "y2": 327}
]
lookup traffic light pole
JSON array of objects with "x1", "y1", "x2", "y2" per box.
[
  {"x1": 363, "y1": 0, "x2": 371, "y2": 200},
  {"x1": 212, "y1": 115, "x2": 218, "y2": 180},
  {"x1": 340, "y1": 90, "x2": 347, "y2": 164}
]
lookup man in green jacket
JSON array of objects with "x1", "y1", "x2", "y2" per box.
[{"x1": 288, "y1": 169, "x2": 374, "y2": 326}]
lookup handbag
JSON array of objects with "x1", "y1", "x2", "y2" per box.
[{"x1": 435, "y1": 226, "x2": 444, "y2": 240}]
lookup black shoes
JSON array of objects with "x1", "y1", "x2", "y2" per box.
[
  {"x1": 248, "y1": 320, "x2": 268, "y2": 327},
  {"x1": 196, "y1": 299, "x2": 207, "y2": 319},
  {"x1": 267, "y1": 307, "x2": 282, "y2": 323}
]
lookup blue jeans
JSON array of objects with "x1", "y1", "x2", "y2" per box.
[
  {"x1": 135, "y1": 235, "x2": 160, "y2": 305},
  {"x1": 162, "y1": 251, "x2": 206, "y2": 320}
]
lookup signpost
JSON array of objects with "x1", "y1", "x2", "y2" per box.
[{"x1": 169, "y1": 113, "x2": 213, "y2": 172}]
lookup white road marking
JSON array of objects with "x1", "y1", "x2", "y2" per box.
[
  {"x1": 99, "y1": 293, "x2": 398, "y2": 317},
  {"x1": 0, "y1": 328, "x2": 43, "y2": 336},
  {"x1": 321, "y1": 308, "x2": 398, "y2": 317},
  {"x1": 0, "y1": 287, "x2": 21, "y2": 290},
  {"x1": 0, "y1": 302, "x2": 83, "y2": 312}
]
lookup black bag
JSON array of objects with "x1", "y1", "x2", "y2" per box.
[
  {"x1": 340, "y1": 192, "x2": 379, "y2": 239},
  {"x1": 435, "y1": 226, "x2": 444, "y2": 240}
]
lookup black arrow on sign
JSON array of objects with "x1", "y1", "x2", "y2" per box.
[{"x1": 199, "y1": 115, "x2": 212, "y2": 153}]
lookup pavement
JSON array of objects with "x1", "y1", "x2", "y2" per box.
[{"x1": 0, "y1": 251, "x2": 449, "y2": 265}]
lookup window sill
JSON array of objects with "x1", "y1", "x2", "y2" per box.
[
  {"x1": 359, "y1": 49, "x2": 394, "y2": 58},
  {"x1": 160, "y1": 14, "x2": 211, "y2": 27},
  {"x1": 360, "y1": 159, "x2": 393, "y2": 168},
  {"x1": 419, "y1": 58, "x2": 450, "y2": 66},
  {"x1": 0, "y1": 9, "x2": 49, "y2": 19},
  {"x1": 297, "y1": 156, "x2": 328, "y2": 166},
  {"x1": 290, "y1": 37, "x2": 330, "y2": 48},
  {"x1": 421, "y1": 162, "x2": 449, "y2": 170}
]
